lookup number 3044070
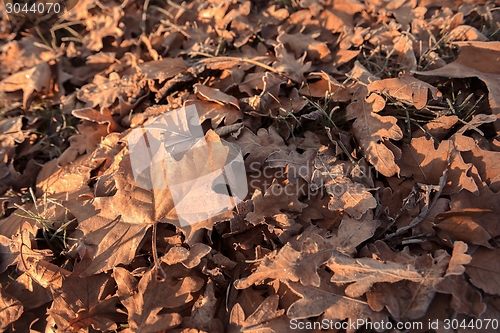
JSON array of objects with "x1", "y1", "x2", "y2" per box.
[{"x1": 5, "y1": 2, "x2": 61, "y2": 14}]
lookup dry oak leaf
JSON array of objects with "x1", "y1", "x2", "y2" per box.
[
  {"x1": 327, "y1": 212, "x2": 380, "y2": 255},
  {"x1": 277, "y1": 31, "x2": 332, "y2": 63},
  {"x1": 47, "y1": 253, "x2": 125, "y2": 332},
  {"x1": 446, "y1": 183, "x2": 500, "y2": 240},
  {"x1": 83, "y1": 5, "x2": 124, "y2": 51},
  {"x1": 228, "y1": 126, "x2": 289, "y2": 169},
  {"x1": 367, "y1": 72, "x2": 441, "y2": 109},
  {"x1": 445, "y1": 241, "x2": 471, "y2": 277},
  {"x1": 0, "y1": 116, "x2": 24, "y2": 162},
  {"x1": 77, "y1": 72, "x2": 143, "y2": 110},
  {"x1": 138, "y1": 57, "x2": 187, "y2": 83},
  {"x1": 267, "y1": 149, "x2": 317, "y2": 183},
  {"x1": 286, "y1": 280, "x2": 387, "y2": 333},
  {"x1": 272, "y1": 43, "x2": 312, "y2": 83},
  {"x1": 325, "y1": 177, "x2": 376, "y2": 219},
  {"x1": 194, "y1": 83, "x2": 240, "y2": 110},
  {"x1": 57, "y1": 122, "x2": 108, "y2": 166},
  {"x1": 228, "y1": 295, "x2": 288, "y2": 333},
  {"x1": 0, "y1": 287, "x2": 23, "y2": 330},
  {"x1": 185, "y1": 97, "x2": 243, "y2": 128},
  {"x1": 365, "y1": 247, "x2": 451, "y2": 320},
  {"x1": 0, "y1": 62, "x2": 51, "y2": 109},
  {"x1": 346, "y1": 87, "x2": 403, "y2": 177},
  {"x1": 244, "y1": 180, "x2": 308, "y2": 225},
  {"x1": 298, "y1": 72, "x2": 351, "y2": 101},
  {"x1": 318, "y1": 0, "x2": 365, "y2": 32},
  {"x1": 114, "y1": 267, "x2": 204, "y2": 333},
  {"x1": 162, "y1": 243, "x2": 212, "y2": 269},
  {"x1": 414, "y1": 42, "x2": 500, "y2": 123},
  {"x1": 327, "y1": 251, "x2": 422, "y2": 298},
  {"x1": 398, "y1": 136, "x2": 478, "y2": 195},
  {"x1": 466, "y1": 247, "x2": 500, "y2": 295},
  {"x1": 434, "y1": 274, "x2": 486, "y2": 318},
  {"x1": 461, "y1": 140, "x2": 500, "y2": 191},
  {"x1": 435, "y1": 209, "x2": 494, "y2": 248},
  {"x1": 233, "y1": 235, "x2": 335, "y2": 289},
  {"x1": 72, "y1": 107, "x2": 117, "y2": 133}
]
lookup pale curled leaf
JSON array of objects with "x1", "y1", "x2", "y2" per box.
[
  {"x1": 327, "y1": 252, "x2": 422, "y2": 298},
  {"x1": 446, "y1": 241, "x2": 471, "y2": 277}
]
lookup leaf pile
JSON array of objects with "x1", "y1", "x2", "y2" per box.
[{"x1": 1, "y1": 0, "x2": 500, "y2": 332}]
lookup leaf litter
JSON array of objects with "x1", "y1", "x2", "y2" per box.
[{"x1": 0, "y1": 0, "x2": 500, "y2": 332}]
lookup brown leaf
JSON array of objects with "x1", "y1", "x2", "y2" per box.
[
  {"x1": 367, "y1": 72, "x2": 441, "y2": 109},
  {"x1": 245, "y1": 180, "x2": 308, "y2": 225},
  {"x1": 114, "y1": 267, "x2": 203, "y2": 332},
  {"x1": 346, "y1": 87, "x2": 403, "y2": 177},
  {"x1": 267, "y1": 149, "x2": 316, "y2": 183},
  {"x1": 327, "y1": 212, "x2": 380, "y2": 254},
  {"x1": 228, "y1": 127, "x2": 289, "y2": 169},
  {"x1": 277, "y1": 32, "x2": 332, "y2": 63},
  {"x1": 57, "y1": 122, "x2": 108, "y2": 166},
  {"x1": 328, "y1": 253, "x2": 421, "y2": 298},
  {"x1": 234, "y1": 235, "x2": 333, "y2": 289},
  {"x1": 435, "y1": 209, "x2": 493, "y2": 248},
  {"x1": 65, "y1": 129, "x2": 239, "y2": 275},
  {"x1": 272, "y1": 43, "x2": 311, "y2": 83},
  {"x1": 47, "y1": 253, "x2": 125, "y2": 332},
  {"x1": 0, "y1": 62, "x2": 51, "y2": 110},
  {"x1": 398, "y1": 136, "x2": 479, "y2": 195},
  {"x1": 286, "y1": 281, "x2": 387, "y2": 333},
  {"x1": 162, "y1": 243, "x2": 211, "y2": 268},
  {"x1": 186, "y1": 96, "x2": 243, "y2": 127},
  {"x1": 447, "y1": 184, "x2": 500, "y2": 239},
  {"x1": 4, "y1": 273, "x2": 52, "y2": 311},
  {"x1": 414, "y1": 41, "x2": 500, "y2": 126},
  {"x1": 365, "y1": 248, "x2": 450, "y2": 320},
  {"x1": 77, "y1": 72, "x2": 142, "y2": 110},
  {"x1": 194, "y1": 83, "x2": 240, "y2": 110},
  {"x1": 446, "y1": 241, "x2": 472, "y2": 276},
  {"x1": 138, "y1": 58, "x2": 187, "y2": 83},
  {"x1": 0, "y1": 287, "x2": 23, "y2": 330},
  {"x1": 299, "y1": 72, "x2": 351, "y2": 101},
  {"x1": 228, "y1": 295, "x2": 286, "y2": 333},
  {"x1": 466, "y1": 247, "x2": 500, "y2": 295}
]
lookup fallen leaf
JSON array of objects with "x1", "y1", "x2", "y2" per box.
[
  {"x1": 0, "y1": 62, "x2": 51, "y2": 109},
  {"x1": 346, "y1": 87, "x2": 403, "y2": 177},
  {"x1": 367, "y1": 72, "x2": 441, "y2": 109},
  {"x1": 414, "y1": 42, "x2": 500, "y2": 126},
  {"x1": 228, "y1": 127, "x2": 289, "y2": 169},
  {"x1": 272, "y1": 43, "x2": 311, "y2": 83},
  {"x1": 466, "y1": 247, "x2": 500, "y2": 295},
  {"x1": 47, "y1": 253, "x2": 125, "y2": 332},
  {"x1": 327, "y1": 251, "x2": 422, "y2": 298},
  {"x1": 0, "y1": 287, "x2": 23, "y2": 330},
  {"x1": 234, "y1": 235, "x2": 334, "y2": 289},
  {"x1": 277, "y1": 32, "x2": 332, "y2": 63},
  {"x1": 245, "y1": 180, "x2": 308, "y2": 225},
  {"x1": 138, "y1": 58, "x2": 187, "y2": 83},
  {"x1": 114, "y1": 267, "x2": 203, "y2": 332}
]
